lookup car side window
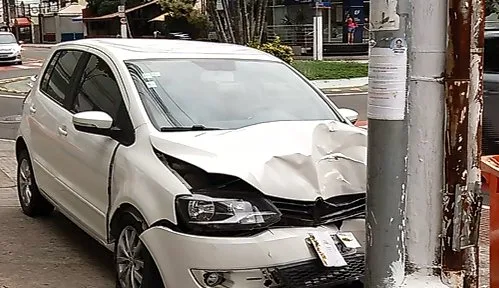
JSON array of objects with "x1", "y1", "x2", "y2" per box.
[
  {"x1": 71, "y1": 53, "x2": 135, "y2": 145},
  {"x1": 71, "y1": 54, "x2": 122, "y2": 119},
  {"x1": 40, "y1": 50, "x2": 84, "y2": 105},
  {"x1": 485, "y1": 37, "x2": 499, "y2": 73}
]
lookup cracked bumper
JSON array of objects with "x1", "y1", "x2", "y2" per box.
[{"x1": 140, "y1": 219, "x2": 365, "y2": 288}]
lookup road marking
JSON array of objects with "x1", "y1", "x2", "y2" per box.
[
  {"x1": 0, "y1": 94, "x2": 25, "y2": 99},
  {"x1": 0, "y1": 61, "x2": 43, "y2": 72}
]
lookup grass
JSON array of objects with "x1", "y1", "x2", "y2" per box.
[{"x1": 291, "y1": 60, "x2": 368, "y2": 80}]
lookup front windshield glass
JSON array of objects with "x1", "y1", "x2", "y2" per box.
[
  {"x1": 0, "y1": 34, "x2": 17, "y2": 44},
  {"x1": 125, "y1": 58, "x2": 340, "y2": 130}
]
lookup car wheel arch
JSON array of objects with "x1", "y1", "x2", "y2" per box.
[
  {"x1": 109, "y1": 203, "x2": 148, "y2": 241},
  {"x1": 110, "y1": 203, "x2": 168, "y2": 288},
  {"x1": 15, "y1": 137, "x2": 28, "y2": 160}
]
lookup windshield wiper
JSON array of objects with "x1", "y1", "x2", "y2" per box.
[{"x1": 160, "y1": 125, "x2": 222, "y2": 132}]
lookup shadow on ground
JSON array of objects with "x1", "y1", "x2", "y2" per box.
[{"x1": 0, "y1": 207, "x2": 115, "y2": 288}]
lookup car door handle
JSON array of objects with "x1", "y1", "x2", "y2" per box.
[
  {"x1": 58, "y1": 126, "x2": 68, "y2": 137},
  {"x1": 29, "y1": 105, "x2": 36, "y2": 114}
]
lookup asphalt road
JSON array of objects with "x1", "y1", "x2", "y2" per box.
[
  {"x1": 0, "y1": 47, "x2": 50, "y2": 80},
  {"x1": 0, "y1": 47, "x2": 50, "y2": 140}
]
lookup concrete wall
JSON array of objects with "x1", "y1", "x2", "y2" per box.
[
  {"x1": 60, "y1": 16, "x2": 83, "y2": 33},
  {"x1": 42, "y1": 16, "x2": 56, "y2": 33},
  {"x1": 41, "y1": 14, "x2": 84, "y2": 43}
]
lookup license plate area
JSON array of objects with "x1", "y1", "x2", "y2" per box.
[{"x1": 307, "y1": 231, "x2": 361, "y2": 268}]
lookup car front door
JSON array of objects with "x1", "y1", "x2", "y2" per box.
[
  {"x1": 28, "y1": 49, "x2": 87, "y2": 206},
  {"x1": 63, "y1": 50, "x2": 135, "y2": 240}
]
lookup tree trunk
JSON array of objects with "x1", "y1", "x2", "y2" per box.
[
  {"x1": 207, "y1": 0, "x2": 269, "y2": 45},
  {"x1": 234, "y1": 0, "x2": 244, "y2": 43},
  {"x1": 221, "y1": 0, "x2": 236, "y2": 43},
  {"x1": 241, "y1": 0, "x2": 251, "y2": 44},
  {"x1": 207, "y1": 0, "x2": 228, "y2": 42}
]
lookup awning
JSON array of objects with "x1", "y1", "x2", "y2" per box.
[
  {"x1": 84, "y1": 0, "x2": 159, "y2": 21},
  {"x1": 148, "y1": 12, "x2": 173, "y2": 22},
  {"x1": 14, "y1": 17, "x2": 31, "y2": 27}
]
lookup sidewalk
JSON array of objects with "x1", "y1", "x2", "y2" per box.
[
  {"x1": 21, "y1": 43, "x2": 55, "y2": 49},
  {"x1": 0, "y1": 139, "x2": 115, "y2": 287}
]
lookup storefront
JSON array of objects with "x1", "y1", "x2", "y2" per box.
[{"x1": 267, "y1": 0, "x2": 369, "y2": 51}]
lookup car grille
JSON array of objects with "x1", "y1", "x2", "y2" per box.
[
  {"x1": 0, "y1": 55, "x2": 15, "y2": 61},
  {"x1": 275, "y1": 254, "x2": 364, "y2": 288},
  {"x1": 269, "y1": 194, "x2": 365, "y2": 227}
]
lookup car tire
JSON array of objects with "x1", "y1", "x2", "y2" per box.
[
  {"x1": 115, "y1": 213, "x2": 165, "y2": 288},
  {"x1": 17, "y1": 149, "x2": 54, "y2": 217},
  {"x1": 16, "y1": 61, "x2": 22, "y2": 65}
]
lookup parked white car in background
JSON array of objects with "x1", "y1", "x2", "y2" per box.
[
  {"x1": 0, "y1": 31, "x2": 22, "y2": 65},
  {"x1": 16, "y1": 38, "x2": 367, "y2": 288}
]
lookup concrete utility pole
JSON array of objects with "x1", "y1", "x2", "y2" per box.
[
  {"x1": 441, "y1": 0, "x2": 485, "y2": 286},
  {"x1": 366, "y1": 0, "x2": 449, "y2": 287},
  {"x1": 313, "y1": 3, "x2": 323, "y2": 61},
  {"x1": 367, "y1": 0, "x2": 486, "y2": 285},
  {"x1": 118, "y1": 1, "x2": 127, "y2": 38}
]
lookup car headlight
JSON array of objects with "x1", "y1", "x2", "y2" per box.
[{"x1": 176, "y1": 192, "x2": 281, "y2": 233}]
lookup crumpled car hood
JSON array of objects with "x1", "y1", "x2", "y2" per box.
[{"x1": 150, "y1": 120, "x2": 367, "y2": 201}]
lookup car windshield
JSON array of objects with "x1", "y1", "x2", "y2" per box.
[
  {"x1": 125, "y1": 58, "x2": 340, "y2": 130},
  {"x1": 0, "y1": 34, "x2": 17, "y2": 44}
]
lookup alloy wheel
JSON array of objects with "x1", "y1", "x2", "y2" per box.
[
  {"x1": 18, "y1": 158, "x2": 33, "y2": 207},
  {"x1": 117, "y1": 226, "x2": 145, "y2": 288}
]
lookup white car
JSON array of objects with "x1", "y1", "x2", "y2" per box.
[
  {"x1": 0, "y1": 31, "x2": 22, "y2": 65},
  {"x1": 16, "y1": 38, "x2": 367, "y2": 288}
]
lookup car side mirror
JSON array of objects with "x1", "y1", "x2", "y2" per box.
[
  {"x1": 73, "y1": 111, "x2": 113, "y2": 135},
  {"x1": 339, "y1": 108, "x2": 359, "y2": 124},
  {"x1": 18, "y1": 40, "x2": 24, "y2": 45}
]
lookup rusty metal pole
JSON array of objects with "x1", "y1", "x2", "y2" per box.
[{"x1": 442, "y1": 0, "x2": 485, "y2": 286}]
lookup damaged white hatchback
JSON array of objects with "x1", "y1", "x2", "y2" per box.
[{"x1": 16, "y1": 38, "x2": 367, "y2": 288}]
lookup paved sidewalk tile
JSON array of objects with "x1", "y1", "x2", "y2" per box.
[{"x1": 0, "y1": 140, "x2": 17, "y2": 181}]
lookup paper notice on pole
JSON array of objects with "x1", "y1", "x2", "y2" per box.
[
  {"x1": 367, "y1": 47, "x2": 407, "y2": 120},
  {"x1": 370, "y1": 0, "x2": 400, "y2": 31}
]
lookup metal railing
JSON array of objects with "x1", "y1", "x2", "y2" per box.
[
  {"x1": 267, "y1": 24, "x2": 315, "y2": 47},
  {"x1": 267, "y1": 24, "x2": 369, "y2": 47}
]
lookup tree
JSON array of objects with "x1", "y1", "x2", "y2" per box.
[
  {"x1": 206, "y1": 0, "x2": 269, "y2": 45},
  {"x1": 159, "y1": 0, "x2": 197, "y2": 18},
  {"x1": 158, "y1": 0, "x2": 209, "y2": 39},
  {"x1": 486, "y1": 0, "x2": 499, "y2": 16},
  {"x1": 86, "y1": 0, "x2": 143, "y2": 16}
]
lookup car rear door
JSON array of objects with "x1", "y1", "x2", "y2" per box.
[{"x1": 28, "y1": 48, "x2": 87, "y2": 204}]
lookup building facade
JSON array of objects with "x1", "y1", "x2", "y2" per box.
[{"x1": 267, "y1": 0, "x2": 369, "y2": 53}]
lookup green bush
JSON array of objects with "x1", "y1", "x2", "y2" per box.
[{"x1": 249, "y1": 37, "x2": 294, "y2": 64}]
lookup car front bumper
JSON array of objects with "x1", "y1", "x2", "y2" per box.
[
  {"x1": 140, "y1": 219, "x2": 365, "y2": 288},
  {"x1": 0, "y1": 54, "x2": 21, "y2": 64}
]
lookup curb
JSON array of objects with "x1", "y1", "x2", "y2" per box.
[
  {"x1": 311, "y1": 77, "x2": 368, "y2": 90},
  {"x1": 0, "y1": 76, "x2": 31, "y2": 95},
  {"x1": 21, "y1": 44, "x2": 55, "y2": 49}
]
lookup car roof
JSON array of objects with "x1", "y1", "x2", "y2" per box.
[
  {"x1": 56, "y1": 38, "x2": 282, "y2": 63},
  {"x1": 0, "y1": 32, "x2": 14, "y2": 35}
]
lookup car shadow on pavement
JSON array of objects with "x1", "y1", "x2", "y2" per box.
[{"x1": 0, "y1": 207, "x2": 115, "y2": 288}]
